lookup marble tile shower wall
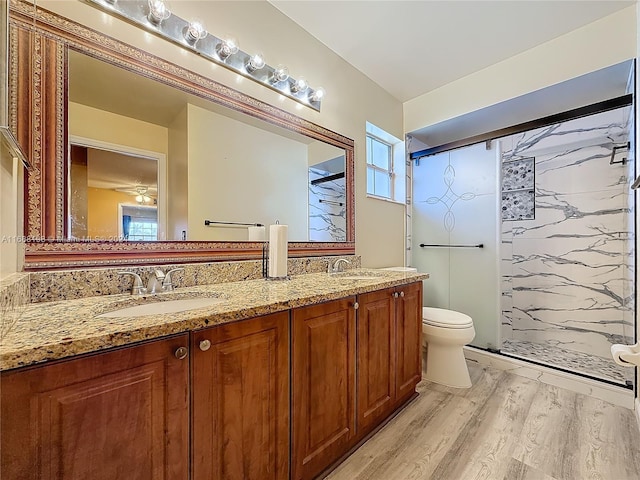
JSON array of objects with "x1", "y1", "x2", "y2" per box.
[
  {"x1": 500, "y1": 107, "x2": 634, "y2": 380},
  {"x1": 29, "y1": 255, "x2": 361, "y2": 303},
  {"x1": 308, "y1": 168, "x2": 347, "y2": 242}
]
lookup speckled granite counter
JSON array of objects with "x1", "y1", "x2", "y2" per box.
[{"x1": 0, "y1": 269, "x2": 428, "y2": 371}]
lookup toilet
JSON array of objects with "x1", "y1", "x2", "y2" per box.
[{"x1": 422, "y1": 307, "x2": 475, "y2": 388}]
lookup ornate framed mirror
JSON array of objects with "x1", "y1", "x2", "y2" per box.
[{"x1": 9, "y1": 0, "x2": 355, "y2": 269}]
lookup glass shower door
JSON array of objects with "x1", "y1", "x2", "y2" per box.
[{"x1": 411, "y1": 142, "x2": 501, "y2": 351}]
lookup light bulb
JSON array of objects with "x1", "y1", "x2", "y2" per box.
[
  {"x1": 216, "y1": 37, "x2": 239, "y2": 60},
  {"x1": 309, "y1": 87, "x2": 325, "y2": 102},
  {"x1": 271, "y1": 65, "x2": 289, "y2": 84},
  {"x1": 147, "y1": 0, "x2": 171, "y2": 25},
  {"x1": 184, "y1": 21, "x2": 207, "y2": 44},
  {"x1": 290, "y1": 77, "x2": 308, "y2": 94},
  {"x1": 246, "y1": 53, "x2": 265, "y2": 73}
]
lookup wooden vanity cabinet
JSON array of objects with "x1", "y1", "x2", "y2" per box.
[
  {"x1": 292, "y1": 282, "x2": 423, "y2": 479},
  {"x1": 356, "y1": 282, "x2": 423, "y2": 434},
  {"x1": 191, "y1": 311, "x2": 290, "y2": 480},
  {"x1": 1, "y1": 282, "x2": 422, "y2": 480},
  {"x1": 394, "y1": 282, "x2": 423, "y2": 403},
  {"x1": 0, "y1": 334, "x2": 190, "y2": 480},
  {"x1": 292, "y1": 297, "x2": 357, "y2": 480},
  {"x1": 356, "y1": 288, "x2": 397, "y2": 433}
]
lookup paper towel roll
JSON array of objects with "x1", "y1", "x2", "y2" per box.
[
  {"x1": 268, "y1": 224, "x2": 288, "y2": 278},
  {"x1": 248, "y1": 226, "x2": 266, "y2": 241}
]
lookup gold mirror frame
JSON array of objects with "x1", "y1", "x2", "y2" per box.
[{"x1": 9, "y1": 0, "x2": 355, "y2": 270}]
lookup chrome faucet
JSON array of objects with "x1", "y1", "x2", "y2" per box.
[
  {"x1": 329, "y1": 258, "x2": 350, "y2": 274},
  {"x1": 118, "y1": 267, "x2": 184, "y2": 296}
]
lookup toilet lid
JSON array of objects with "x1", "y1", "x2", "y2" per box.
[{"x1": 422, "y1": 307, "x2": 473, "y2": 329}]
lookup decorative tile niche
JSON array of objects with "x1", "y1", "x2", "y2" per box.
[{"x1": 501, "y1": 157, "x2": 535, "y2": 221}]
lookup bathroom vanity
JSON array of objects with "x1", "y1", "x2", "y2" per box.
[
  {"x1": 0, "y1": 271, "x2": 426, "y2": 479},
  {"x1": 2, "y1": 4, "x2": 425, "y2": 477}
]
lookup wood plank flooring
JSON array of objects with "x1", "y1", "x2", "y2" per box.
[{"x1": 327, "y1": 361, "x2": 640, "y2": 480}]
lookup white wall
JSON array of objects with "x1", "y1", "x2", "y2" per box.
[
  {"x1": 167, "y1": 106, "x2": 188, "y2": 241},
  {"x1": 37, "y1": 0, "x2": 406, "y2": 267},
  {"x1": 308, "y1": 141, "x2": 344, "y2": 168},
  {"x1": 186, "y1": 104, "x2": 308, "y2": 241},
  {"x1": 69, "y1": 103, "x2": 169, "y2": 154},
  {"x1": 404, "y1": 6, "x2": 637, "y2": 134}
]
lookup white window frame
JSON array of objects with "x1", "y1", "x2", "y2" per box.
[{"x1": 366, "y1": 132, "x2": 394, "y2": 200}]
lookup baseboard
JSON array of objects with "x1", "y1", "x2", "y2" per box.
[{"x1": 464, "y1": 346, "x2": 635, "y2": 409}]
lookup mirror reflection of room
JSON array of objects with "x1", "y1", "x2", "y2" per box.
[
  {"x1": 69, "y1": 144, "x2": 159, "y2": 241},
  {"x1": 66, "y1": 49, "x2": 346, "y2": 243}
]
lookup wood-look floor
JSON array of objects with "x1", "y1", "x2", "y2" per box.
[{"x1": 327, "y1": 361, "x2": 640, "y2": 480}]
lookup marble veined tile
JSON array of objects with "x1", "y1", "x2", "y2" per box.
[
  {"x1": 500, "y1": 106, "x2": 634, "y2": 389},
  {"x1": 511, "y1": 189, "x2": 630, "y2": 239},
  {"x1": 510, "y1": 296, "x2": 630, "y2": 339},
  {"x1": 501, "y1": 107, "x2": 631, "y2": 161},
  {"x1": 511, "y1": 270, "x2": 630, "y2": 311},
  {"x1": 535, "y1": 145, "x2": 630, "y2": 195},
  {"x1": 511, "y1": 237, "x2": 632, "y2": 286},
  {"x1": 309, "y1": 168, "x2": 346, "y2": 242}
]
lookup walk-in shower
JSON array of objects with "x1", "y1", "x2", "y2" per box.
[{"x1": 410, "y1": 104, "x2": 635, "y2": 388}]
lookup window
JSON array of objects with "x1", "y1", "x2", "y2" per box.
[
  {"x1": 120, "y1": 205, "x2": 158, "y2": 241},
  {"x1": 366, "y1": 134, "x2": 393, "y2": 198},
  {"x1": 127, "y1": 219, "x2": 158, "y2": 241},
  {"x1": 365, "y1": 122, "x2": 405, "y2": 203}
]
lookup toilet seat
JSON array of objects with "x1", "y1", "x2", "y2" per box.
[
  {"x1": 424, "y1": 318, "x2": 473, "y2": 329},
  {"x1": 423, "y1": 307, "x2": 473, "y2": 329}
]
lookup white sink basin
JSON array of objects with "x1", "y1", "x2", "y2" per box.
[{"x1": 97, "y1": 297, "x2": 226, "y2": 318}]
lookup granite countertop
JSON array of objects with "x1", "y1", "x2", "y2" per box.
[{"x1": 0, "y1": 269, "x2": 428, "y2": 372}]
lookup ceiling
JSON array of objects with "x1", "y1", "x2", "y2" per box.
[{"x1": 269, "y1": 0, "x2": 634, "y2": 103}]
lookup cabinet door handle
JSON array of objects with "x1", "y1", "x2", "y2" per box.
[
  {"x1": 353, "y1": 302, "x2": 359, "y2": 310},
  {"x1": 199, "y1": 339, "x2": 211, "y2": 351},
  {"x1": 393, "y1": 292, "x2": 399, "y2": 298},
  {"x1": 174, "y1": 347, "x2": 189, "y2": 360},
  {"x1": 400, "y1": 291, "x2": 405, "y2": 297}
]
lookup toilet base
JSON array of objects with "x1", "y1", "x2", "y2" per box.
[{"x1": 423, "y1": 343, "x2": 472, "y2": 388}]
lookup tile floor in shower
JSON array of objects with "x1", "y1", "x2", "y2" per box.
[{"x1": 500, "y1": 339, "x2": 634, "y2": 386}]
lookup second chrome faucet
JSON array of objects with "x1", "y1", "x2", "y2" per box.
[
  {"x1": 119, "y1": 268, "x2": 184, "y2": 296},
  {"x1": 329, "y1": 258, "x2": 350, "y2": 274}
]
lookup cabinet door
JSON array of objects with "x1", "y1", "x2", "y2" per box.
[
  {"x1": 356, "y1": 288, "x2": 396, "y2": 433},
  {"x1": 292, "y1": 297, "x2": 356, "y2": 480},
  {"x1": 395, "y1": 282, "x2": 423, "y2": 402},
  {"x1": 191, "y1": 312, "x2": 290, "y2": 480},
  {"x1": 0, "y1": 334, "x2": 190, "y2": 480}
]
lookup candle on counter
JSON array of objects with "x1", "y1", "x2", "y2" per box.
[
  {"x1": 248, "y1": 226, "x2": 266, "y2": 241},
  {"x1": 268, "y1": 224, "x2": 288, "y2": 278}
]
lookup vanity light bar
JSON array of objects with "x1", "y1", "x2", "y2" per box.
[{"x1": 85, "y1": 0, "x2": 324, "y2": 111}]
